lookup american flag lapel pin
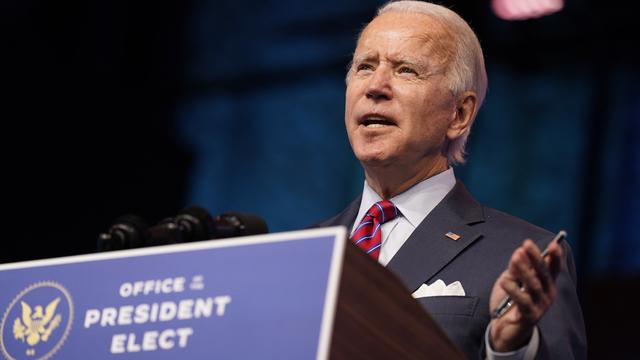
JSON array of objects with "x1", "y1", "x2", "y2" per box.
[{"x1": 445, "y1": 232, "x2": 461, "y2": 241}]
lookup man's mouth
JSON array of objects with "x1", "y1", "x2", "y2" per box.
[{"x1": 359, "y1": 115, "x2": 397, "y2": 128}]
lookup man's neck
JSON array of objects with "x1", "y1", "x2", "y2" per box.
[{"x1": 363, "y1": 157, "x2": 449, "y2": 199}]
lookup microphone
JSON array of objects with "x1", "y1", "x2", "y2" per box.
[
  {"x1": 97, "y1": 214, "x2": 148, "y2": 251},
  {"x1": 147, "y1": 206, "x2": 216, "y2": 245},
  {"x1": 147, "y1": 208, "x2": 269, "y2": 244},
  {"x1": 214, "y1": 212, "x2": 269, "y2": 238},
  {"x1": 98, "y1": 207, "x2": 269, "y2": 251}
]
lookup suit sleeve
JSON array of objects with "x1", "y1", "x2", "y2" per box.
[{"x1": 534, "y1": 241, "x2": 587, "y2": 359}]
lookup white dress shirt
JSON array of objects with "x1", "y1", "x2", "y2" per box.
[
  {"x1": 351, "y1": 167, "x2": 456, "y2": 266},
  {"x1": 350, "y1": 168, "x2": 538, "y2": 360}
]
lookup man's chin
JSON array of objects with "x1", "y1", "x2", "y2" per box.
[{"x1": 356, "y1": 154, "x2": 395, "y2": 169}]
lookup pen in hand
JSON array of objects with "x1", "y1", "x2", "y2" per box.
[{"x1": 491, "y1": 230, "x2": 567, "y2": 319}]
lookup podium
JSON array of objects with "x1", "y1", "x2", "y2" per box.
[
  {"x1": 0, "y1": 227, "x2": 462, "y2": 359},
  {"x1": 332, "y1": 231, "x2": 463, "y2": 359}
]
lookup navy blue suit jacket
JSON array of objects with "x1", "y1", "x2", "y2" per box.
[{"x1": 316, "y1": 181, "x2": 587, "y2": 359}]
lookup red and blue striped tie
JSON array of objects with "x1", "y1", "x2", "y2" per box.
[{"x1": 351, "y1": 200, "x2": 398, "y2": 259}]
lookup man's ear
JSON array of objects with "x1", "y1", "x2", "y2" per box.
[{"x1": 447, "y1": 91, "x2": 477, "y2": 141}]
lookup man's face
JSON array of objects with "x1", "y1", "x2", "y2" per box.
[{"x1": 345, "y1": 12, "x2": 457, "y2": 172}]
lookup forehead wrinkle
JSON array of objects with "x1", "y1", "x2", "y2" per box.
[
  {"x1": 360, "y1": 35, "x2": 451, "y2": 73},
  {"x1": 358, "y1": 12, "x2": 457, "y2": 74},
  {"x1": 352, "y1": 50, "x2": 377, "y2": 64},
  {"x1": 414, "y1": 16, "x2": 457, "y2": 73},
  {"x1": 354, "y1": 50, "x2": 421, "y2": 66}
]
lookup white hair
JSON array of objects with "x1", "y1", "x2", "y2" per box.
[{"x1": 376, "y1": 1, "x2": 488, "y2": 164}]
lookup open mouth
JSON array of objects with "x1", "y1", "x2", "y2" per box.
[{"x1": 360, "y1": 115, "x2": 396, "y2": 128}]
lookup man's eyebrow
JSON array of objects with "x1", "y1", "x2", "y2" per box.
[
  {"x1": 350, "y1": 53, "x2": 429, "y2": 71},
  {"x1": 351, "y1": 52, "x2": 377, "y2": 64},
  {"x1": 388, "y1": 56, "x2": 424, "y2": 68}
]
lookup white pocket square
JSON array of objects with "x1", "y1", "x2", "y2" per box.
[{"x1": 412, "y1": 279, "x2": 466, "y2": 298}]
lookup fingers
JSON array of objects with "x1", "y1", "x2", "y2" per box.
[
  {"x1": 499, "y1": 238, "x2": 563, "y2": 321},
  {"x1": 510, "y1": 245, "x2": 545, "y2": 302},
  {"x1": 500, "y1": 272, "x2": 536, "y2": 322},
  {"x1": 521, "y1": 240, "x2": 552, "y2": 293},
  {"x1": 522, "y1": 239, "x2": 563, "y2": 286},
  {"x1": 545, "y1": 241, "x2": 564, "y2": 279},
  {"x1": 490, "y1": 236, "x2": 565, "y2": 350}
]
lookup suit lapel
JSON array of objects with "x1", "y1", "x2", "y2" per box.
[{"x1": 387, "y1": 181, "x2": 485, "y2": 292}]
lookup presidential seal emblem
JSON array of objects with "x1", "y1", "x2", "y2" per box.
[{"x1": 1, "y1": 282, "x2": 73, "y2": 360}]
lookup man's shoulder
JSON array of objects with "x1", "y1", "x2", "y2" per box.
[
  {"x1": 312, "y1": 213, "x2": 345, "y2": 228},
  {"x1": 447, "y1": 181, "x2": 555, "y2": 246},
  {"x1": 479, "y1": 204, "x2": 555, "y2": 246},
  {"x1": 310, "y1": 195, "x2": 362, "y2": 229},
  {"x1": 445, "y1": 180, "x2": 554, "y2": 242}
]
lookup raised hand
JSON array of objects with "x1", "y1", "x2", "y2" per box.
[{"x1": 489, "y1": 239, "x2": 563, "y2": 352}]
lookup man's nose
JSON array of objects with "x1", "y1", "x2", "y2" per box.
[{"x1": 365, "y1": 67, "x2": 392, "y2": 101}]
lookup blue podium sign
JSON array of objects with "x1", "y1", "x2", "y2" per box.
[{"x1": 0, "y1": 227, "x2": 347, "y2": 360}]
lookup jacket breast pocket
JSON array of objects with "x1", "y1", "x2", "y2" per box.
[
  {"x1": 416, "y1": 295, "x2": 479, "y2": 317},
  {"x1": 415, "y1": 296, "x2": 485, "y2": 357}
]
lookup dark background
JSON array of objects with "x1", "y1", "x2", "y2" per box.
[{"x1": 3, "y1": 0, "x2": 639, "y2": 357}]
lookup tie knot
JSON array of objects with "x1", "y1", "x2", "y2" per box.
[{"x1": 366, "y1": 200, "x2": 398, "y2": 224}]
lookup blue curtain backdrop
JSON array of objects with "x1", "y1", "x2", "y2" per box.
[
  {"x1": 176, "y1": 0, "x2": 639, "y2": 277},
  {"x1": 176, "y1": 0, "x2": 376, "y2": 231}
]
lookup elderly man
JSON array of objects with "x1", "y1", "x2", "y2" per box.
[{"x1": 317, "y1": 1, "x2": 586, "y2": 359}]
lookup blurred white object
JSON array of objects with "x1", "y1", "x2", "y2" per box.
[{"x1": 492, "y1": 0, "x2": 564, "y2": 20}]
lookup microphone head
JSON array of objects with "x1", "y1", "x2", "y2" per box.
[
  {"x1": 97, "y1": 214, "x2": 148, "y2": 251},
  {"x1": 215, "y1": 212, "x2": 269, "y2": 239},
  {"x1": 146, "y1": 217, "x2": 181, "y2": 246},
  {"x1": 175, "y1": 206, "x2": 216, "y2": 242}
]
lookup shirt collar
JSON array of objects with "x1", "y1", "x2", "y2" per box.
[{"x1": 353, "y1": 168, "x2": 456, "y2": 232}]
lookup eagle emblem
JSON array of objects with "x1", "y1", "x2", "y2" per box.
[{"x1": 12, "y1": 297, "x2": 62, "y2": 347}]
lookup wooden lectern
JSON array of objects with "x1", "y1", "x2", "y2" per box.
[{"x1": 330, "y1": 241, "x2": 464, "y2": 359}]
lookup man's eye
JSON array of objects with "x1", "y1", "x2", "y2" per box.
[
  {"x1": 398, "y1": 67, "x2": 417, "y2": 75},
  {"x1": 356, "y1": 63, "x2": 374, "y2": 72}
]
